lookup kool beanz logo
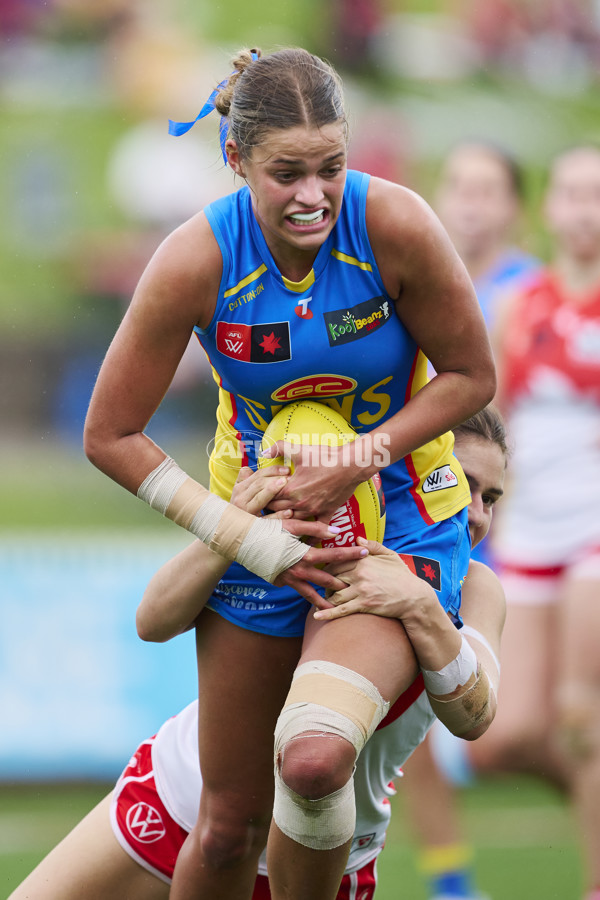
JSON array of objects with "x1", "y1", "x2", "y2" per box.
[{"x1": 324, "y1": 296, "x2": 391, "y2": 347}]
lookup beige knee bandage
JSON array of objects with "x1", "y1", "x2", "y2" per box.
[
  {"x1": 137, "y1": 457, "x2": 309, "y2": 582},
  {"x1": 273, "y1": 660, "x2": 390, "y2": 849}
]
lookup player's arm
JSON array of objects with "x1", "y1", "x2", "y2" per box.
[
  {"x1": 316, "y1": 541, "x2": 505, "y2": 740},
  {"x1": 136, "y1": 467, "x2": 351, "y2": 642},
  {"x1": 83, "y1": 217, "x2": 365, "y2": 602}
]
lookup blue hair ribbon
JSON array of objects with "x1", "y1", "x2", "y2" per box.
[{"x1": 168, "y1": 52, "x2": 259, "y2": 164}]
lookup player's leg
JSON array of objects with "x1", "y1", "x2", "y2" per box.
[
  {"x1": 8, "y1": 794, "x2": 169, "y2": 900},
  {"x1": 266, "y1": 515, "x2": 469, "y2": 900},
  {"x1": 170, "y1": 609, "x2": 303, "y2": 900},
  {"x1": 556, "y1": 557, "x2": 600, "y2": 896},
  {"x1": 267, "y1": 611, "x2": 418, "y2": 900}
]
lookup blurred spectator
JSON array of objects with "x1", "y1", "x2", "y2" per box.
[
  {"x1": 374, "y1": 0, "x2": 600, "y2": 89},
  {"x1": 330, "y1": 0, "x2": 384, "y2": 70},
  {"x1": 434, "y1": 140, "x2": 540, "y2": 329},
  {"x1": 474, "y1": 145, "x2": 600, "y2": 899},
  {"x1": 463, "y1": 0, "x2": 600, "y2": 90}
]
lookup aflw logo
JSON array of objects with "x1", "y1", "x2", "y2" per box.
[
  {"x1": 224, "y1": 338, "x2": 244, "y2": 354},
  {"x1": 422, "y1": 465, "x2": 458, "y2": 493}
]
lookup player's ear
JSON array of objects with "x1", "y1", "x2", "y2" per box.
[{"x1": 226, "y1": 139, "x2": 245, "y2": 176}]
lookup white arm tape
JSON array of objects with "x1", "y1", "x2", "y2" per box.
[
  {"x1": 422, "y1": 635, "x2": 478, "y2": 696},
  {"x1": 137, "y1": 456, "x2": 188, "y2": 513},
  {"x1": 137, "y1": 457, "x2": 310, "y2": 583},
  {"x1": 460, "y1": 624, "x2": 501, "y2": 675}
]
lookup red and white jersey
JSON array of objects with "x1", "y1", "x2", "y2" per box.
[
  {"x1": 151, "y1": 677, "x2": 435, "y2": 876},
  {"x1": 494, "y1": 270, "x2": 600, "y2": 565}
]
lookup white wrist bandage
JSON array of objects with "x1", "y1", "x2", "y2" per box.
[
  {"x1": 422, "y1": 635, "x2": 478, "y2": 697},
  {"x1": 137, "y1": 457, "x2": 309, "y2": 583}
]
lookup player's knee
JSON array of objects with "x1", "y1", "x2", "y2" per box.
[
  {"x1": 278, "y1": 732, "x2": 356, "y2": 800},
  {"x1": 197, "y1": 823, "x2": 259, "y2": 870},
  {"x1": 191, "y1": 806, "x2": 268, "y2": 871},
  {"x1": 271, "y1": 660, "x2": 390, "y2": 850}
]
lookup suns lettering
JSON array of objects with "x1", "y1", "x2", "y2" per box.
[
  {"x1": 239, "y1": 375, "x2": 394, "y2": 434},
  {"x1": 357, "y1": 377, "x2": 393, "y2": 425},
  {"x1": 330, "y1": 509, "x2": 352, "y2": 531},
  {"x1": 237, "y1": 394, "x2": 271, "y2": 431},
  {"x1": 324, "y1": 393, "x2": 355, "y2": 422}
]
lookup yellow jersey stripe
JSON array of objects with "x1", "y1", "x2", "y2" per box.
[
  {"x1": 282, "y1": 269, "x2": 315, "y2": 293},
  {"x1": 331, "y1": 249, "x2": 373, "y2": 271},
  {"x1": 224, "y1": 264, "x2": 268, "y2": 298}
]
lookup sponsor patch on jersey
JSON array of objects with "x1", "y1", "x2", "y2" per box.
[
  {"x1": 400, "y1": 554, "x2": 442, "y2": 592},
  {"x1": 271, "y1": 374, "x2": 357, "y2": 403},
  {"x1": 294, "y1": 296, "x2": 313, "y2": 319},
  {"x1": 422, "y1": 464, "x2": 458, "y2": 493},
  {"x1": 216, "y1": 321, "x2": 291, "y2": 363},
  {"x1": 324, "y1": 296, "x2": 391, "y2": 347}
]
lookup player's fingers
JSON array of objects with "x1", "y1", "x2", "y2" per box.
[
  {"x1": 281, "y1": 575, "x2": 325, "y2": 607},
  {"x1": 284, "y1": 562, "x2": 355, "y2": 595},
  {"x1": 233, "y1": 466, "x2": 254, "y2": 484},
  {"x1": 282, "y1": 519, "x2": 343, "y2": 541},
  {"x1": 304, "y1": 545, "x2": 367, "y2": 567},
  {"x1": 314, "y1": 601, "x2": 361, "y2": 621},
  {"x1": 264, "y1": 498, "x2": 296, "y2": 512},
  {"x1": 327, "y1": 584, "x2": 357, "y2": 606},
  {"x1": 356, "y1": 537, "x2": 397, "y2": 558},
  {"x1": 261, "y1": 439, "x2": 298, "y2": 465},
  {"x1": 238, "y1": 477, "x2": 288, "y2": 515},
  {"x1": 324, "y1": 559, "x2": 360, "y2": 578}
]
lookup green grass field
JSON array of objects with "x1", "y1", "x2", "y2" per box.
[{"x1": 1, "y1": 775, "x2": 582, "y2": 898}]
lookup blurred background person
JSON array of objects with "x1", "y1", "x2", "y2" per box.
[
  {"x1": 434, "y1": 139, "x2": 540, "y2": 331},
  {"x1": 399, "y1": 140, "x2": 540, "y2": 900},
  {"x1": 432, "y1": 140, "x2": 540, "y2": 567},
  {"x1": 403, "y1": 143, "x2": 600, "y2": 900},
  {"x1": 477, "y1": 143, "x2": 600, "y2": 900}
]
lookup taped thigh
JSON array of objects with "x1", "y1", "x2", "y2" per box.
[{"x1": 274, "y1": 660, "x2": 391, "y2": 758}]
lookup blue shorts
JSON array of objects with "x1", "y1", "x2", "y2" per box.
[{"x1": 206, "y1": 507, "x2": 470, "y2": 637}]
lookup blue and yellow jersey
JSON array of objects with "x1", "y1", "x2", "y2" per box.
[{"x1": 196, "y1": 170, "x2": 470, "y2": 539}]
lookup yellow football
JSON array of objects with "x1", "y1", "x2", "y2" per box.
[{"x1": 259, "y1": 400, "x2": 386, "y2": 547}]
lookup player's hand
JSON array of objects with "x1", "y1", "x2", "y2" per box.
[
  {"x1": 260, "y1": 440, "x2": 363, "y2": 523},
  {"x1": 230, "y1": 465, "x2": 289, "y2": 515},
  {"x1": 275, "y1": 544, "x2": 369, "y2": 608},
  {"x1": 230, "y1": 467, "x2": 345, "y2": 544},
  {"x1": 313, "y1": 538, "x2": 437, "y2": 621}
]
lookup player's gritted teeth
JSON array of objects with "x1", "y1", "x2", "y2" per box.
[{"x1": 286, "y1": 208, "x2": 328, "y2": 229}]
